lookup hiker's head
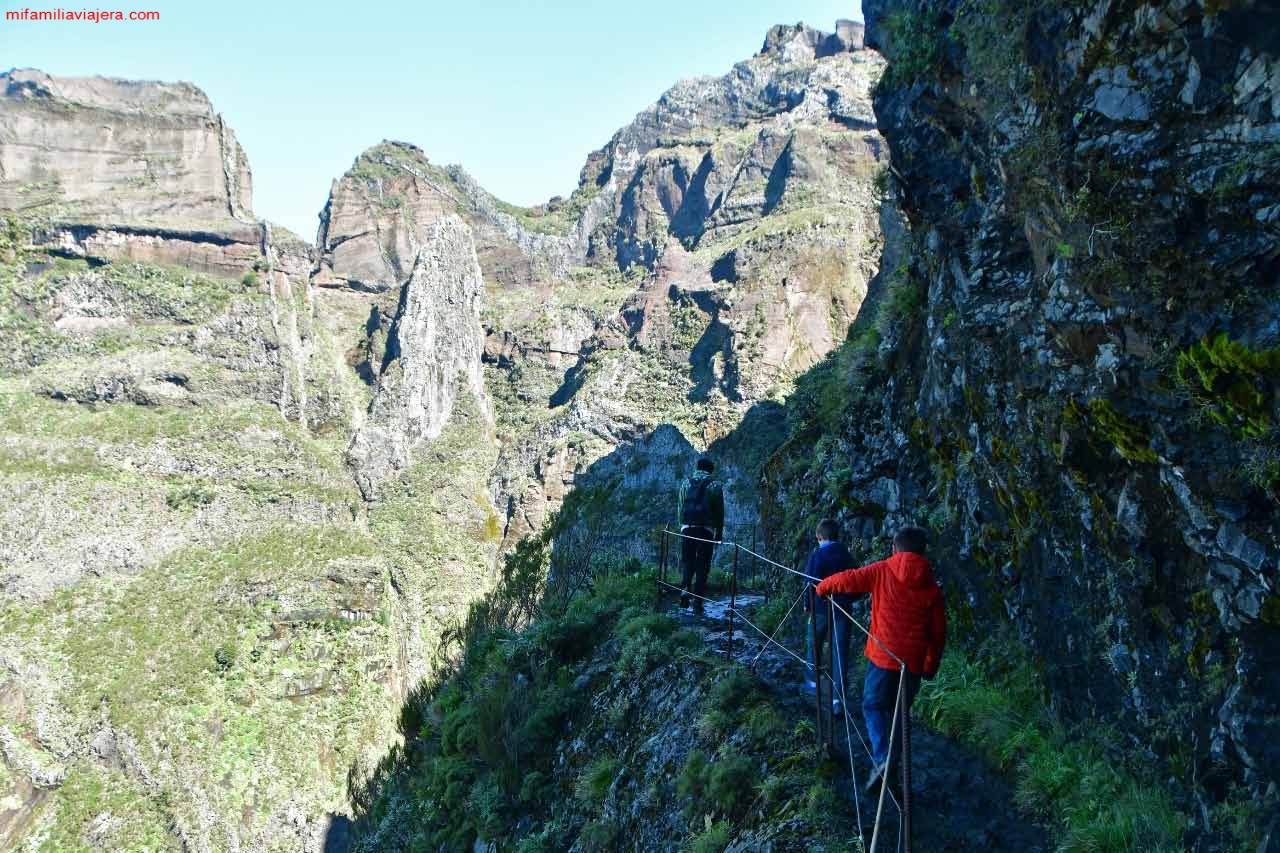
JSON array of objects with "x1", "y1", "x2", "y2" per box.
[
  {"x1": 816, "y1": 519, "x2": 840, "y2": 543},
  {"x1": 893, "y1": 526, "x2": 929, "y2": 555},
  {"x1": 696, "y1": 457, "x2": 715, "y2": 474}
]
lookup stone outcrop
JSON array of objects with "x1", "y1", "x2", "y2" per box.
[
  {"x1": 314, "y1": 141, "x2": 582, "y2": 292},
  {"x1": 348, "y1": 215, "x2": 488, "y2": 497},
  {"x1": 765, "y1": 1, "x2": 1280, "y2": 844},
  {"x1": 0, "y1": 69, "x2": 270, "y2": 278}
]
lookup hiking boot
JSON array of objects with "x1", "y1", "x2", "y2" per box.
[
  {"x1": 692, "y1": 602, "x2": 705, "y2": 617},
  {"x1": 679, "y1": 592, "x2": 690, "y2": 608}
]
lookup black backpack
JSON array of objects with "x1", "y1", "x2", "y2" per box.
[{"x1": 681, "y1": 477, "x2": 716, "y2": 526}]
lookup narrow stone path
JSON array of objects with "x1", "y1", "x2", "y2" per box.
[{"x1": 668, "y1": 592, "x2": 1051, "y2": 852}]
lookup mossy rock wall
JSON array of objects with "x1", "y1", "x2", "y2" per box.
[{"x1": 763, "y1": 1, "x2": 1279, "y2": 846}]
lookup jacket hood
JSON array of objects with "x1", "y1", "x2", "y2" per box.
[{"x1": 888, "y1": 551, "x2": 935, "y2": 588}]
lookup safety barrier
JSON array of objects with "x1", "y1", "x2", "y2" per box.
[{"x1": 655, "y1": 527, "x2": 914, "y2": 853}]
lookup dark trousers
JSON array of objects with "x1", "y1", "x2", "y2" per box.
[
  {"x1": 807, "y1": 598, "x2": 854, "y2": 706},
  {"x1": 863, "y1": 662, "x2": 922, "y2": 766},
  {"x1": 680, "y1": 526, "x2": 715, "y2": 599}
]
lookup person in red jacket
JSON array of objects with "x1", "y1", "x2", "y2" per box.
[{"x1": 815, "y1": 525, "x2": 946, "y2": 789}]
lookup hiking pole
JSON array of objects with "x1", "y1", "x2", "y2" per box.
[{"x1": 901, "y1": 676, "x2": 913, "y2": 853}]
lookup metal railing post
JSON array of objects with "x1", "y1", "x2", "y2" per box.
[
  {"x1": 726, "y1": 545, "x2": 737, "y2": 661},
  {"x1": 901, "y1": 673, "x2": 913, "y2": 853},
  {"x1": 827, "y1": 598, "x2": 836, "y2": 752},
  {"x1": 810, "y1": 586, "x2": 823, "y2": 752},
  {"x1": 655, "y1": 529, "x2": 668, "y2": 611}
]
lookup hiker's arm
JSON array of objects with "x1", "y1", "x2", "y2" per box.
[
  {"x1": 923, "y1": 595, "x2": 947, "y2": 678},
  {"x1": 815, "y1": 560, "x2": 885, "y2": 597}
]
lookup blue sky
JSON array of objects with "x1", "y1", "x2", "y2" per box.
[{"x1": 0, "y1": 1, "x2": 863, "y2": 239}]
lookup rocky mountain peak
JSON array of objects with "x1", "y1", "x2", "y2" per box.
[
  {"x1": 2, "y1": 67, "x2": 216, "y2": 115},
  {"x1": 760, "y1": 19, "x2": 865, "y2": 60},
  {"x1": 0, "y1": 68, "x2": 263, "y2": 278}
]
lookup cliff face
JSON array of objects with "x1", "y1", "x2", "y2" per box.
[
  {"x1": 765, "y1": 0, "x2": 1279, "y2": 843},
  {"x1": 0, "y1": 71, "x2": 495, "y2": 850},
  {"x1": 0, "y1": 69, "x2": 267, "y2": 278},
  {"x1": 347, "y1": 215, "x2": 490, "y2": 497},
  {"x1": 482, "y1": 25, "x2": 887, "y2": 546}
]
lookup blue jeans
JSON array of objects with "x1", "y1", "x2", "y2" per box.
[
  {"x1": 807, "y1": 598, "x2": 854, "y2": 706},
  {"x1": 863, "y1": 662, "x2": 921, "y2": 766}
]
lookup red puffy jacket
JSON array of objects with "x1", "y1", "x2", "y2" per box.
[{"x1": 815, "y1": 551, "x2": 946, "y2": 676}]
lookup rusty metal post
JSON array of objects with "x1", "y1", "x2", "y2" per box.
[
  {"x1": 810, "y1": 587, "x2": 823, "y2": 752},
  {"x1": 726, "y1": 545, "x2": 737, "y2": 662},
  {"x1": 655, "y1": 529, "x2": 668, "y2": 611},
  {"x1": 827, "y1": 599, "x2": 837, "y2": 752},
  {"x1": 901, "y1": 673, "x2": 913, "y2": 853}
]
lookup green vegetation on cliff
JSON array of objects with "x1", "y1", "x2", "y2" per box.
[{"x1": 348, "y1": 500, "x2": 863, "y2": 852}]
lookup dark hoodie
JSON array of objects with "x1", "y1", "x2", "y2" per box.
[{"x1": 815, "y1": 551, "x2": 947, "y2": 676}]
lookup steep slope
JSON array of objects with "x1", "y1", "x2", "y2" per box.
[
  {"x1": 0, "y1": 20, "x2": 892, "y2": 851},
  {"x1": 764, "y1": 1, "x2": 1279, "y2": 847},
  {"x1": 0, "y1": 77, "x2": 496, "y2": 850}
]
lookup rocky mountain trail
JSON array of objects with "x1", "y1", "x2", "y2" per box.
[{"x1": 670, "y1": 589, "x2": 1053, "y2": 853}]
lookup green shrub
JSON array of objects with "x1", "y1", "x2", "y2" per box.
[
  {"x1": 578, "y1": 818, "x2": 620, "y2": 852},
  {"x1": 879, "y1": 8, "x2": 946, "y2": 90},
  {"x1": 1175, "y1": 332, "x2": 1280, "y2": 439},
  {"x1": 875, "y1": 262, "x2": 927, "y2": 337},
  {"x1": 165, "y1": 484, "x2": 216, "y2": 510},
  {"x1": 575, "y1": 756, "x2": 620, "y2": 807},
  {"x1": 709, "y1": 666, "x2": 760, "y2": 714},
  {"x1": 617, "y1": 612, "x2": 677, "y2": 641},
  {"x1": 677, "y1": 749, "x2": 710, "y2": 804},
  {"x1": 466, "y1": 777, "x2": 507, "y2": 842},
  {"x1": 695, "y1": 708, "x2": 732, "y2": 742},
  {"x1": 213, "y1": 643, "x2": 237, "y2": 672},
  {"x1": 804, "y1": 781, "x2": 840, "y2": 826},
  {"x1": 751, "y1": 593, "x2": 795, "y2": 636},
  {"x1": 515, "y1": 685, "x2": 573, "y2": 762},
  {"x1": 687, "y1": 820, "x2": 731, "y2": 853},
  {"x1": 744, "y1": 706, "x2": 787, "y2": 752},
  {"x1": 616, "y1": 613, "x2": 700, "y2": 677},
  {"x1": 518, "y1": 770, "x2": 547, "y2": 806},
  {"x1": 915, "y1": 647, "x2": 1184, "y2": 851},
  {"x1": 707, "y1": 751, "x2": 756, "y2": 815}
]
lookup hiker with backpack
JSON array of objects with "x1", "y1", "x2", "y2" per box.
[
  {"x1": 801, "y1": 519, "x2": 856, "y2": 716},
  {"x1": 814, "y1": 526, "x2": 946, "y2": 790},
  {"x1": 676, "y1": 457, "x2": 725, "y2": 615}
]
